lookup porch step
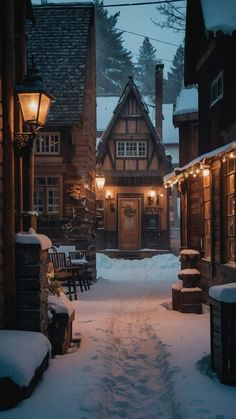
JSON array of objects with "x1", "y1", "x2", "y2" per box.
[{"x1": 98, "y1": 249, "x2": 170, "y2": 259}]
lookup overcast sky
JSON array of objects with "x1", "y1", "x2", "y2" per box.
[{"x1": 32, "y1": 0, "x2": 185, "y2": 76}]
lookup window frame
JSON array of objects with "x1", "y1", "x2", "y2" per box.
[
  {"x1": 116, "y1": 140, "x2": 147, "y2": 158},
  {"x1": 201, "y1": 173, "x2": 211, "y2": 260},
  {"x1": 34, "y1": 175, "x2": 62, "y2": 215},
  {"x1": 223, "y1": 158, "x2": 236, "y2": 264},
  {"x1": 34, "y1": 132, "x2": 61, "y2": 155}
]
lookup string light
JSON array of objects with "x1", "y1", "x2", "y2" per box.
[{"x1": 164, "y1": 148, "x2": 236, "y2": 188}]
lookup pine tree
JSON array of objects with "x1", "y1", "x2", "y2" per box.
[
  {"x1": 135, "y1": 37, "x2": 157, "y2": 97},
  {"x1": 95, "y1": 0, "x2": 134, "y2": 95},
  {"x1": 164, "y1": 44, "x2": 184, "y2": 103}
]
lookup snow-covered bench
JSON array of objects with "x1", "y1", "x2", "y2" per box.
[{"x1": 0, "y1": 330, "x2": 51, "y2": 410}]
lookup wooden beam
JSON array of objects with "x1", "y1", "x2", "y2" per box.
[{"x1": 2, "y1": 0, "x2": 16, "y2": 328}]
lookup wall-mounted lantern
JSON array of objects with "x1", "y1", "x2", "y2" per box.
[
  {"x1": 147, "y1": 190, "x2": 156, "y2": 205},
  {"x1": 203, "y1": 167, "x2": 210, "y2": 177},
  {"x1": 15, "y1": 59, "x2": 55, "y2": 156},
  {"x1": 95, "y1": 172, "x2": 105, "y2": 190}
]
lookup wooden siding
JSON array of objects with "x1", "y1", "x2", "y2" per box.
[
  {"x1": 0, "y1": 73, "x2": 4, "y2": 327},
  {"x1": 198, "y1": 38, "x2": 236, "y2": 155}
]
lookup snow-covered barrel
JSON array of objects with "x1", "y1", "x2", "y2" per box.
[{"x1": 209, "y1": 283, "x2": 236, "y2": 386}]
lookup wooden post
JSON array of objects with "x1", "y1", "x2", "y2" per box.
[
  {"x1": 14, "y1": 0, "x2": 26, "y2": 232},
  {"x1": 2, "y1": 0, "x2": 16, "y2": 328}
]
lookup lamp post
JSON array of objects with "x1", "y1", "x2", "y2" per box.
[
  {"x1": 15, "y1": 59, "x2": 54, "y2": 156},
  {"x1": 15, "y1": 60, "x2": 54, "y2": 230}
]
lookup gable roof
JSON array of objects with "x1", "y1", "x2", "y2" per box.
[
  {"x1": 185, "y1": 0, "x2": 236, "y2": 84},
  {"x1": 27, "y1": 2, "x2": 94, "y2": 125},
  {"x1": 96, "y1": 97, "x2": 178, "y2": 144},
  {"x1": 96, "y1": 77, "x2": 169, "y2": 169}
]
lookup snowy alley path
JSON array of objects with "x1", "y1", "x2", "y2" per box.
[
  {"x1": 88, "y1": 277, "x2": 181, "y2": 418},
  {"x1": 1, "y1": 253, "x2": 236, "y2": 419}
]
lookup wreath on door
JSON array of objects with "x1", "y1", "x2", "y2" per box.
[{"x1": 123, "y1": 205, "x2": 136, "y2": 217}]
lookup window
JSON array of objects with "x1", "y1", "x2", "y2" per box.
[
  {"x1": 34, "y1": 132, "x2": 61, "y2": 154},
  {"x1": 34, "y1": 176, "x2": 60, "y2": 214},
  {"x1": 116, "y1": 141, "x2": 146, "y2": 158},
  {"x1": 202, "y1": 173, "x2": 211, "y2": 260},
  {"x1": 210, "y1": 71, "x2": 223, "y2": 106},
  {"x1": 224, "y1": 158, "x2": 236, "y2": 263}
]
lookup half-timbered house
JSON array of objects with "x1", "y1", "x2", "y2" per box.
[
  {"x1": 27, "y1": 3, "x2": 96, "y2": 276},
  {"x1": 165, "y1": 0, "x2": 236, "y2": 296},
  {"x1": 96, "y1": 73, "x2": 172, "y2": 255}
]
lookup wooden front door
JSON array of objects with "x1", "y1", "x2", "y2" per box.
[{"x1": 118, "y1": 198, "x2": 141, "y2": 250}]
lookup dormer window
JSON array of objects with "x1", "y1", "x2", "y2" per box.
[
  {"x1": 34, "y1": 132, "x2": 61, "y2": 154},
  {"x1": 210, "y1": 71, "x2": 223, "y2": 106},
  {"x1": 116, "y1": 141, "x2": 147, "y2": 158}
]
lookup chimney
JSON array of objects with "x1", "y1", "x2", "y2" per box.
[{"x1": 155, "y1": 63, "x2": 164, "y2": 141}]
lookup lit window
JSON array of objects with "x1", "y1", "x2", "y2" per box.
[
  {"x1": 210, "y1": 71, "x2": 223, "y2": 106},
  {"x1": 116, "y1": 141, "x2": 146, "y2": 158},
  {"x1": 34, "y1": 132, "x2": 60, "y2": 154},
  {"x1": 224, "y1": 158, "x2": 236, "y2": 263},
  {"x1": 34, "y1": 176, "x2": 60, "y2": 214},
  {"x1": 202, "y1": 173, "x2": 211, "y2": 260}
]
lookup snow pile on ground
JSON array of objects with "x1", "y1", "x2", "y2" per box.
[
  {"x1": 1, "y1": 254, "x2": 236, "y2": 419},
  {"x1": 97, "y1": 252, "x2": 179, "y2": 282},
  {"x1": 0, "y1": 330, "x2": 51, "y2": 387}
]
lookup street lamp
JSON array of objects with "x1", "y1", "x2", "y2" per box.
[
  {"x1": 15, "y1": 59, "x2": 54, "y2": 156},
  {"x1": 95, "y1": 172, "x2": 105, "y2": 190}
]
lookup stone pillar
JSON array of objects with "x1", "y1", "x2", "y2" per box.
[{"x1": 15, "y1": 232, "x2": 52, "y2": 334}]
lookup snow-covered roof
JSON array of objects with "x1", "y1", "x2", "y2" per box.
[
  {"x1": 201, "y1": 0, "x2": 236, "y2": 35},
  {"x1": 164, "y1": 140, "x2": 236, "y2": 184},
  {"x1": 174, "y1": 86, "x2": 198, "y2": 116},
  {"x1": 96, "y1": 96, "x2": 178, "y2": 144}
]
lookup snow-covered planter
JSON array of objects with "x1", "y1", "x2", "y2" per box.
[
  {"x1": 48, "y1": 293, "x2": 75, "y2": 356},
  {"x1": 209, "y1": 283, "x2": 236, "y2": 385},
  {"x1": 179, "y1": 248, "x2": 200, "y2": 269},
  {"x1": 0, "y1": 330, "x2": 51, "y2": 410}
]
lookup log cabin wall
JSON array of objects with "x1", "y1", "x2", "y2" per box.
[
  {"x1": 175, "y1": 0, "x2": 236, "y2": 296},
  {"x1": 0, "y1": 8, "x2": 4, "y2": 326},
  {"x1": 198, "y1": 37, "x2": 236, "y2": 155}
]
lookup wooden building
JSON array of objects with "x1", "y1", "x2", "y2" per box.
[
  {"x1": 0, "y1": 0, "x2": 35, "y2": 328},
  {"x1": 166, "y1": 0, "x2": 236, "y2": 295},
  {"x1": 27, "y1": 3, "x2": 96, "y2": 276},
  {"x1": 96, "y1": 73, "x2": 172, "y2": 254}
]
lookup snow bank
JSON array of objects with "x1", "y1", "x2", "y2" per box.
[
  {"x1": 0, "y1": 331, "x2": 51, "y2": 387},
  {"x1": 96, "y1": 253, "x2": 180, "y2": 282},
  {"x1": 209, "y1": 283, "x2": 236, "y2": 303}
]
